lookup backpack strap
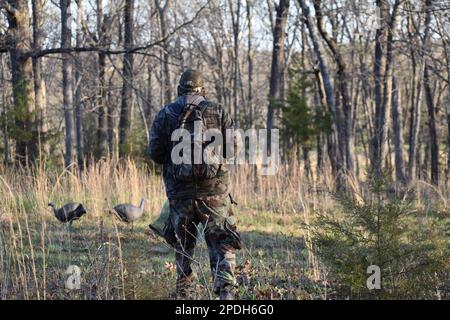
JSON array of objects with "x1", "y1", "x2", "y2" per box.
[
  {"x1": 180, "y1": 105, "x2": 195, "y2": 123},
  {"x1": 178, "y1": 103, "x2": 196, "y2": 124},
  {"x1": 178, "y1": 100, "x2": 209, "y2": 124}
]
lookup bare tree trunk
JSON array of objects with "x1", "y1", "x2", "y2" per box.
[
  {"x1": 0, "y1": 54, "x2": 10, "y2": 164},
  {"x1": 435, "y1": 12, "x2": 450, "y2": 185},
  {"x1": 145, "y1": 64, "x2": 153, "y2": 123},
  {"x1": 312, "y1": 0, "x2": 353, "y2": 174},
  {"x1": 96, "y1": 0, "x2": 108, "y2": 158},
  {"x1": 107, "y1": 73, "x2": 115, "y2": 157},
  {"x1": 61, "y1": 0, "x2": 75, "y2": 167},
  {"x1": 74, "y1": 0, "x2": 84, "y2": 167},
  {"x1": 97, "y1": 51, "x2": 108, "y2": 158},
  {"x1": 119, "y1": 0, "x2": 134, "y2": 157},
  {"x1": 408, "y1": 1, "x2": 431, "y2": 182},
  {"x1": 422, "y1": 0, "x2": 439, "y2": 185},
  {"x1": 155, "y1": 0, "x2": 171, "y2": 103},
  {"x1": 267, "y1": 0, "x2": 289, "y2": 134},
  {"x1": 298, "y1": 0, "x2": 340, "y2": 175},
  {"x1": 371, "y1": 0, "x2": 389, "y2": 178},
  {"x1": 229, "y1": 0, "x2": 241, "y2": 127},
  {"x1": 447, "y1": 112, "x2": 450, "y2": 182},
  {"x1": 246, "y1": 0, "x2": 253, "y2": 127},
  {"x1": 32, "y1": 0, "x2": 48, "y2": 160},
  {"x1": 423, "y1": 65, "x2": 439, "y2": 185},
  {"x1": 3, "y1": 0, "x2": 37, "y2": 165},
  {"x1": 391, "y1": 76, "x2": 406, "y2": 183},
  {"x1": 408, "y1": 63, "x2": 424, "y2": 181},
  {"x1": 406, "y1": 2, "x2": 417, "y2": 180},
  {"x1": 377, "y1": 0, "x2": 401, "y2": 179}
]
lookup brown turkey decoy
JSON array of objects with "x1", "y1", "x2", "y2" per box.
[{"x1": 48, "y1": 202, "x2": 87, "y2": 225}]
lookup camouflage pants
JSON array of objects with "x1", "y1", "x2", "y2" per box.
[{"x1": 164, "y1": 196, "x2": 242, "y2": 294}]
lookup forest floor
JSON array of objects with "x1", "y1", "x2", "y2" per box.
[
  {"x1": 1, "y1": 206, "x2": 317, "y2": 300},
  {"x1": 0, "y1": 160, "x2": 448, "y2": 299}
]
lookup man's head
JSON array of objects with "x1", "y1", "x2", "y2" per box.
[{"x1": 177, "y1": 69, "x2": 205, "y2": 97}]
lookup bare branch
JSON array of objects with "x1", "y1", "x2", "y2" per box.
[{"x1": 25, "y1": 0, "x2": 209, "y2": 59}]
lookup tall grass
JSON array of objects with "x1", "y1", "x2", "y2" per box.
[
  {"x1": 0, "y1": 159, "x2": 164, "y2": 299},
  {"x1": 0, "y1": 159, "x2": 447, "y2": 299}
]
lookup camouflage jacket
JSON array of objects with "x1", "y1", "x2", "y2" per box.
[{"x1": 148, "y1": 93, "x2": 235, "y2": 200}]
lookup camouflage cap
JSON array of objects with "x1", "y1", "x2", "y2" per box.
[{"x1": 179, "y1": 69, "x2": 204, "y2": 89}]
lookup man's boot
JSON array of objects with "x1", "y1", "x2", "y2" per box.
[{"x1": 219, "y1": 285, "x2": 236, "y2": 300}]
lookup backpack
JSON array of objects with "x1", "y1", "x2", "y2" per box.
[{"x1": 171, "y1": 100, "x2": 221, "y2": 182}]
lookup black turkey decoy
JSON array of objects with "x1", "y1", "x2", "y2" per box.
[
  {"x1": 110, "y1": 198, "x2": 145, "y2": 231},
  {"x1": 48, "y1": 202, "x2": 87, "y2": 225}
]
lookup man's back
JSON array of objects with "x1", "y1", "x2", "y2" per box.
[{"x1": 148, "y1": 93, "x2": 234, "y2": 200}]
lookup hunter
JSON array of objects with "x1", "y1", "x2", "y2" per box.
[{"x1": 148, "y1": 69, "x2": 242, "y2": 300}]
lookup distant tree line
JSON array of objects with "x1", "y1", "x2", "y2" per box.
[{"x1": 0, "y1": 0, "x2": 449, "y2": 187}]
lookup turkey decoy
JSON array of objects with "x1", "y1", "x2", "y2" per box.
[
  {"x1": 110, "y1": 198, "x2": 145, "y2": 231},
  {"x1": 48, "y1": 202, "x2": 87, "y2": 225}
]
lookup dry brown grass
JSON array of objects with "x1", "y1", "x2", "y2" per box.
[{"x1": 0, "y1": 159, "x2": 447, "y2": 299}]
